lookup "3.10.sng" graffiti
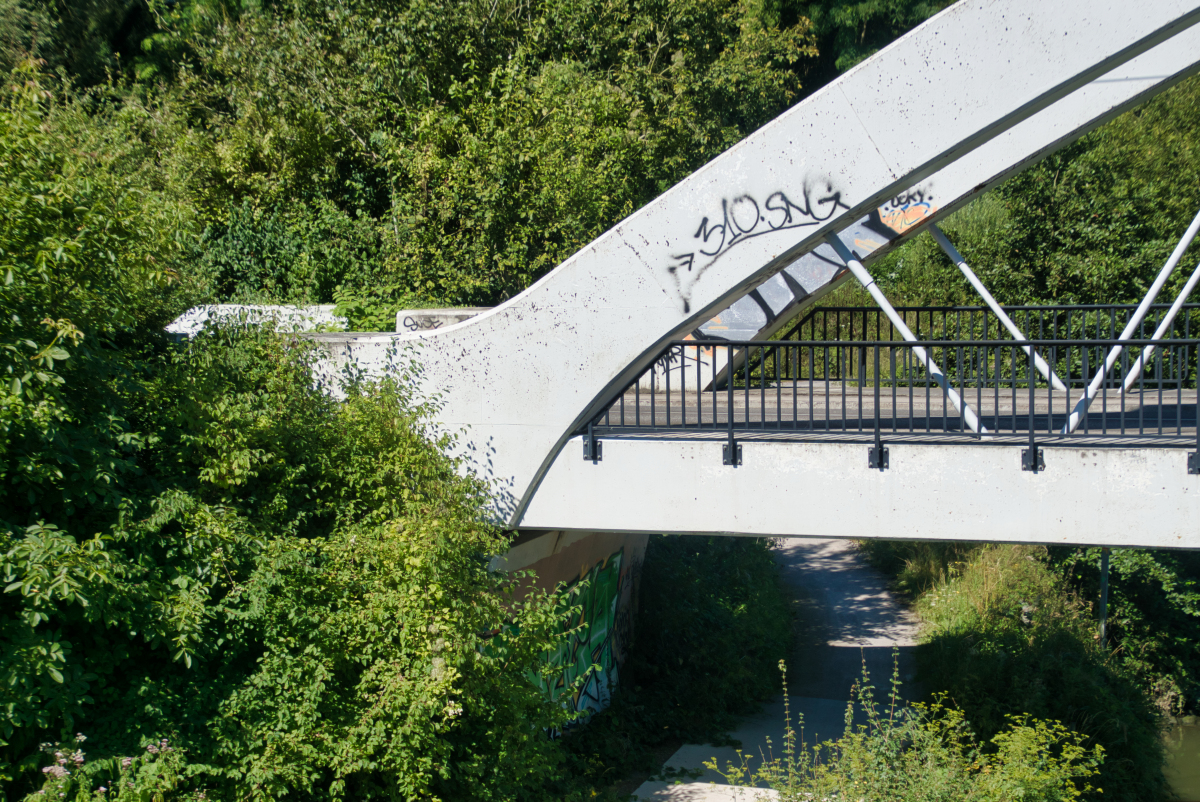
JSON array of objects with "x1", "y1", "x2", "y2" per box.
[{"x1": 667, "y1": 184, "x2": 848, "y2": 312}]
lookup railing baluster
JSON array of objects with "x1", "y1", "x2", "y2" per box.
[
  {"x1": 651, "y1": 351, "x2": 656, "y2": 429},
  {"x1": 603, "y1": 313, "x2": 1197, "y2": 453}
]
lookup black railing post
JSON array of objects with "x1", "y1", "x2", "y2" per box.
[
  {"x1": 1023, "y1": 345, "x2": 1043, "y2": 472},
  {"x1": 584, "y1": 420, "x2": 602, "y2": 462},
  {"x1": 1191, "y1": 342, "x2": 1200, "y2": 474},
  {"x1": 870, "y1": 345, "x2": 888, "y2": 469},
  {"x1": 1099, "y1": 547, "x2": 1111, "y2": 649},
  {"x1": 724, "y1": 344, "x2": 741, "y2": 465}
]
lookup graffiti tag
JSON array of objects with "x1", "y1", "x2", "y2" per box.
[
  {"x1": 667, "y1": 184, "x2": 849, "y2": 313},
  {"x1": 877, "y1": 188, "x2": 937, "y2": 235},
  {"x1": 530, "y1": 548, "x2": 635, "y2": 716},
  {"x1": 401, "y1": 316, "x2": 444, "y2": 332}
]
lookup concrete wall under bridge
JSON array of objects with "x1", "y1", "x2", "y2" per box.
[
  {"x1": 521, "y1": 440, "x2": 1200, "y2": 550},
  {"x1": 494, "y1": 530, "x2": 649, "y2": 716}
]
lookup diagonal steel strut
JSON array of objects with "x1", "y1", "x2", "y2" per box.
[
  {"x1": 930, "y1": 225, "x2": 1068, "y2": 392},
  {"x1": 1063, "y1": 206, "x2": 1200, "y2": 434},
  {"x1": 825, "y1": 232, "x2": 987, "y2": 435}
]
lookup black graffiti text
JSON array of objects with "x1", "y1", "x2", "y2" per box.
[
  {"x1": 666, "y1": 182, "x2": 849, "y2": 313},
  {"x1": 402, "y1": 316, "x2": 444, "y2": 332}
]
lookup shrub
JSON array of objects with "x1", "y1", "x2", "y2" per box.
[
  {"x1": 916, "y1": 546, "x2": 1168, "y2": 802},
  {"x1": 1049, "y1": 546, "x2": 1200, "y2": 719},
  {"x1": 713, "y1": 659, "x2": 1105, "y2": 802},
  {"x1": 3, "y1": 327, "x2": 582, "y2": 800}
]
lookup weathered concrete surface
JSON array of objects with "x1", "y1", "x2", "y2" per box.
[
  {"x1": 631, "y1": 538, "x2": 918, "y2": 802},
  {"x1": 167, "y1": 304, "x2": 344, "y2": 338},
  {"x1": 307, "y1": 1, "x2": 1200, "y2": 527},
  {"x1": 526, "y1": 440, "x2": 1200, "y2": 549}
]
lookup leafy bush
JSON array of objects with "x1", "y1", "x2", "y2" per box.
[
  {"x1": 0, "y1": 74, "x2": 581, "y2": 790},
  {"x1": 132, "y1": 0, "x2": 816, "y2": 320},
  {"x1": 1048, "y1": 547, "x2": 1200, "y2": 719},
  {"x1": 915, "y1": 546, "x2": 1168, "y2": 802},
  {"x1": 0, "y1": 61, "x2": 195, "y2": 536},
  {"x1": 713, "y1": 659, "x2": 1105, "y2": 802},
  {"x1": 3, "y1": 325, "x2": 581, "y2": 800}
]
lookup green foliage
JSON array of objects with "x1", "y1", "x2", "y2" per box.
[
  {"x1": 27, "y1": 734, "x2": 201, "y2": 801},
  {"x1": 140, "y1": 0, "x2": 815, "y2": 319},
  {"x1": 915, "y1": 546, "x2": 1168, "y2": 802},
  {"x1": 714, "y1": 659, "x2": 1104, "y2": 802},
  {"x1": 1049, "y1": 547, "x2": 1200, "y2": 719},
  {"x1": 556, "y1": 536, "x2": 794, "y2": 787},
  {"x1": 795, "y1": 0, "x2": 950, "y2": 81},
  {"x1": 3, "y1": 326, "x2": 582, "y2": 800},
  {"x1": 863, "y1": 539, "x2": 1200, "y2": 800},
  {"x1": 200, "y1": 199, "x2": 383, "y2": 305},
  {"x1": 0, "y1": 83, "x2": 582, "y2": 793},
  {"x1": 856, "y1": 539, "x2": 977, "y2": 599},
  {"x1": 0, "y1": 0, "x2": 158, "y2": 83},
  {"x1": 0, "y1": 62, "x2": 195, "y2": 533}
]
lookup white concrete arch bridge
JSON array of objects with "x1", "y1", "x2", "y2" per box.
[{"x1": 312, "y1": 0, "x2": 1200, "y2": 552}]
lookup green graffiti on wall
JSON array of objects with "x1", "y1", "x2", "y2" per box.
[{"x1": 531, "y1": 548, "x2": 628, "y2": 714}]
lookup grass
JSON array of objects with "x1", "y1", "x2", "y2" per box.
[{"x1": 860, "y1": 541, "x2": 1169, "y2": 802}]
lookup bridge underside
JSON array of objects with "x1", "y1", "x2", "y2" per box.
[{"x1": 521, "y1": 438, "x2": 1196, "y2": 549}]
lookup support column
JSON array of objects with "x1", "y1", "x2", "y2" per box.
[{"x1": 1099, "y1": 547, "x2": 1111, "y2": 650}]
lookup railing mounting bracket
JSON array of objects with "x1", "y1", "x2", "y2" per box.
[
  {"x1": 869, "y1": 444, "x2": 889, "y2": 470},
  {"x1": 723, "y1": 443, "x2": 742, "y2": 466},
  {"x1": 583, "y1": 423, "x2": 602, "y2": 462},
  {"x1": 1188, "y1": 452, "x2": 1199, "y2": 475},
  {"x1": 1022, "y1": 446, "x2": 1045, "y2": 473}
]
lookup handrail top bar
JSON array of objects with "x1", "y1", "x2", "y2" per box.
[
  {"x1": 666, "y1": 338, "x2": 1200, "y2": 348},
  {"x1": 802, "y1": 303, "x2": 1200, "y2": 312}
]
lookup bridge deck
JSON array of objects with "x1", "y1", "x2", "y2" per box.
[{"x1": 595, "y1": 385, "x2": 1199, "y2": 446}]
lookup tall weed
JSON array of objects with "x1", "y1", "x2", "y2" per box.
[{"x1": 712, "y1": 658, "x2": 1104, "y2": 802}]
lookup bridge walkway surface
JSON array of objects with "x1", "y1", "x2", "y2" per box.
[
  {"x1": 631, "y1": 538, "x2": 919, "y2": 801},
  {"x1": 596, "y1": 387, "x2": 1200, "y2": 446}
]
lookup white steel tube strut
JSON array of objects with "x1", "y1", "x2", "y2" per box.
[
  {"x1": 1063, "y1": 206, "x2": 1200, "y2": 434},
  {"x1": 825, "y1": 233, "x2": 986, "y2": 435},
  {"x1": 1121, "y1": 257, "x2": 1200, "y2": 393},
  {"x1": 930, "y1": 225, "x2": 1068, "y2": 392}
]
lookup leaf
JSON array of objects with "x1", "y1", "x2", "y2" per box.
[{"x1": 47, "y1": 667, "x2": 64, "y2": 684}]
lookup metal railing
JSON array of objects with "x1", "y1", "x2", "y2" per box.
[
  {"x1": 587, "y1": 338, "x2": 1200, "y2": 453},
  {"x1": 776, "y1": 303, "x2": 1200, "y2": 345}
]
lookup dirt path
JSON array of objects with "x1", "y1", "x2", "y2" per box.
[{"x1": 632, "y1": 538, "x2": 920, "y2": 801}]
